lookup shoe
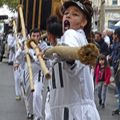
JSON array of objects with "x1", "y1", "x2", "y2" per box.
[
  {"x1": 37, "y1": 118, "x2": 40, "y2": 120},
  {"x1": 15, "y1": 96, "x2": 21, "y2": 101},
  {"x1": 101, "y1": 103, "x2": 105, "y2": 108},
  {"x1": 8, "y1": 62, "x2": 13, "y2": 65},
  {"x1": 27, "y1": 113, "x2": 34, "y2": 119},
  {"x1": 99, "y1": 99, "x2": 102, "y2": 106},
  {"x1": 112, "y1": 109, "x2": 120, "y2": 115}
]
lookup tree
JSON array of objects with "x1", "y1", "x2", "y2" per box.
[
  {"x1": 98, "y1": 0, "x2": 105, "y2": 32},
  {"x1": 0, "y1": 0, "x2": 19, "y2": 10}
]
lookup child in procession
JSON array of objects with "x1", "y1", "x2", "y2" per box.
[{"x1": 45, "y1": 0, "x2": 100, "y2": 120}]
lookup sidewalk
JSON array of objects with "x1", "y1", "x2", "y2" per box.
[
  {"x1": 109, "y1": 76, "x2": 116, "y2": 90},
  {"x1": 108, "y1": 67, "x2": 116, "y2": 90}
]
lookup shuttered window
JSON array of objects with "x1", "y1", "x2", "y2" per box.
[{"x1": 112, "y1": 0, "x2": 118, "y2": 5}]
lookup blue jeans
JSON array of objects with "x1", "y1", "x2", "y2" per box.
[
  {"x1": 97, "y1": 81, "x2": 108, "y2": 104},
  {"x1": 115, "y1": 81, "x2": 120, "y2": 111}
]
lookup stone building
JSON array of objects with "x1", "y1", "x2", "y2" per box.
[{"x1": 92, "y1": 0, "x2": 120, "y2": 31}]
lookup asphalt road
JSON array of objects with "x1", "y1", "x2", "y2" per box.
[
  {"x1": 0, "y1": 59, "x2": 120, "y2": 120},
  {"x1": 0, "y1": 60, "x2": 26, "y2": 120}
]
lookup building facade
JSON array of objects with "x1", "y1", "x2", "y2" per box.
[{"x1": 92, "y1": 0, "x2": 120, "y2": 31}]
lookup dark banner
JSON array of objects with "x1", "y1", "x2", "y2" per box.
[
  {"x1": 18, "y1": 0, "x2": 52, "y2": 33},
  {"x1": 41, "y1": 0, "x2": 52, "y2": 30}
]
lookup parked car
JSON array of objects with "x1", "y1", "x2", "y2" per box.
[
  {"x1": 0, "y1": 15, "x2": 9, "y2": 62},
  {"x1": 0, "y1": 33, "x2": 6, "y2": 61}
]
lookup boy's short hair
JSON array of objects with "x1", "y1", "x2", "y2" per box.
[
  {"x1": 95, "y1": 31, "x2": 102, "y2": 37},
  {"x1": 30, "y1": 28, "x2": 40, "y2": 36}
]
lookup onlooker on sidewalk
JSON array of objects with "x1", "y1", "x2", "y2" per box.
[
  {"x1": 110, "y1": 27, "x2": 120, "y2": 115},
  {"x1": 95, "y1": 31, "x2": 109, "y2": 56},
  {"x1": 94, "y1": 54, "x2": 111, "y2": 108},
  {"x1": 102, "y1": 30, "x2": 111, "y2": 47}
]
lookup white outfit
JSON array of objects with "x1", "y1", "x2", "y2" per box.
[
  {"x1": 16, "y1": 40, "x2": 48, "y2": 120},
  {"x1": 7, "y1": 33, "x2": 16, "y2": 63},
  {"x1": 13, "y1": 61, "x2": 21, "y2": 97},
  {"x1": 104, "y1": 35, "x2": 110, "y2": 47},
  {"x1": 12, "y1": 38, "x2": 22, "y2": 98},
  {"x1": 15, "y1": 47, "x2": 33, "y2": 115},
  {"x1": 29, "y1": 40, "x2": 49, "y2": 120},
  {"x1": 48, "y1": 29, "x2": 100, "y2": 120}
]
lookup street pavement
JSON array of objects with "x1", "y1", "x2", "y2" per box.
[
  {"x1": 0, "y1": 59, "x2": 120, "y2": 120},
  {"x1": 95, "y1": 87, "x2": 120, "y2": 120},
  {"x1": 0, "y1": 60, "x2": 26, "y2": 120}
]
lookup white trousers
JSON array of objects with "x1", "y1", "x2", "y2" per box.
[
  {"x1": 8, "y1": 48, "x2": 14, "y2": 63},
  {"x1": 33, "y1": 80, "x2": 43, "y2": 120},
  {"x1": 21, "y1": 68, "x2": 33, "y2": 115},
  {"x1": 14, "y1": 68, "x2": 21, "y2": 97}
]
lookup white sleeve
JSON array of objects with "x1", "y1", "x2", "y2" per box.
[
  {"x1": 15, "y1": 48, "x2": 22, "y2": 59},
  {"x1": 63, "y1": 29, "x2": 79, "y2": 47},
  {"x1": 62, "y1": 29, "x2": 88, "y2": 47}
]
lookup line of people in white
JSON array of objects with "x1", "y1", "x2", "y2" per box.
[
  {"x1": 7, "y1": 28, "x2": 51, "y2": 120},
  {"x1": 6, "y1": 1, "x2": 101, "y2": 120}
]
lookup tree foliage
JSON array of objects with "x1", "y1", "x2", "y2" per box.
[{"x1": 0, "y1": 0, "x2": 19, "y2": 10}]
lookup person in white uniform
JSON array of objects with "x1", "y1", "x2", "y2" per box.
[
  {"x1": 15, "y1": 35, "x2": 33, "y2": 119},
  {"x1": 13, "y1": 57, "x2": 22, "y2": 100},
  {"x1": 7, "y1": 30, "x2": 16, "y2": 65},
  {"x1": 15, "y1": 29, "x2": 49, "y2": 120},
  {"x1": 13, "y1": 33, "x2": 25, "y2": 101},
  {"x1": 29, "y1": 28, "x2": 49, "y2": 120},
  {"x1": 45, "y1": 0, "x2": 100, "y2": 120}
]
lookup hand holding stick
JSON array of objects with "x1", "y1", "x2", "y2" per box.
[
  {"x1": 18, "y1": 5, "x2": 34, "y2": 92},
  {"x1": 27, "y1": 39, "x2": 51, "y2": 80}
]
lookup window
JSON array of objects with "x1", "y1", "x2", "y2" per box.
[
  {"x1": 108, "y1": 20, "x2": 118, "y2": 29},
  {"x1": 112, "y1": 0, "x2": 118, "y2": 5}
]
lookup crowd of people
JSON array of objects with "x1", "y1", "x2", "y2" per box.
[
  {"x1": 92, "y1": 25, "x2": 120, "y2": 115},
  {"x1": 1, "y1": 0, "x2": 120, "y2": 120}
]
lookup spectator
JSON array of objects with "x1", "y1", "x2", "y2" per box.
[
  {"x1": 102, "y1": 30, "x2": 111, "y2": 47},
  {"x1": 95, "y1": 31, "x2": 109, "y2": 56},
  {"x1": 111, "y1": 27, "x2": 120, "y2": 115},
  {"x1": 94, "y1": 54, "x2": 111, "y2": 108}
]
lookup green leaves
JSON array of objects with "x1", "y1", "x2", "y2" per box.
[{"x1": 0, "y1": 0, "x2": 19, "y2": 10}]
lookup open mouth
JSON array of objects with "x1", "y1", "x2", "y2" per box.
[{"x1": 64, "y1": 20, "x2": 70, "y2": 31}]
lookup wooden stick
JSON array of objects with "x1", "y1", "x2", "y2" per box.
[
  {"x1": 60, "y1": 0, "x2": 63, "y2": 5},
  {"x1": 27, "y1": 39, "x2": 51, "y2": 80},
  {"x1": 44, "y1": 43, "x2": 99, "y2": 66},
  {"x1": 38, "y1": 0, "x2": 42, "y2": 29},
  {"x1": 18, "y1": 5, "x2": 34, "y2": 92},
  {"x1": 25, "y1": 0, "x2": 29, "y2": 26},
  {"x1": 32, "y1": 0, "x2": 36, "y2": 29}
]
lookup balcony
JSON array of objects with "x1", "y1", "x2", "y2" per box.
[{"x1": 105, "y1": 5, "x2": 120, "y2": 11}]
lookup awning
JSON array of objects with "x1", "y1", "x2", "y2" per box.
[{"x1": 115, "y1": 21, "x2": 120, "y2": 26}]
